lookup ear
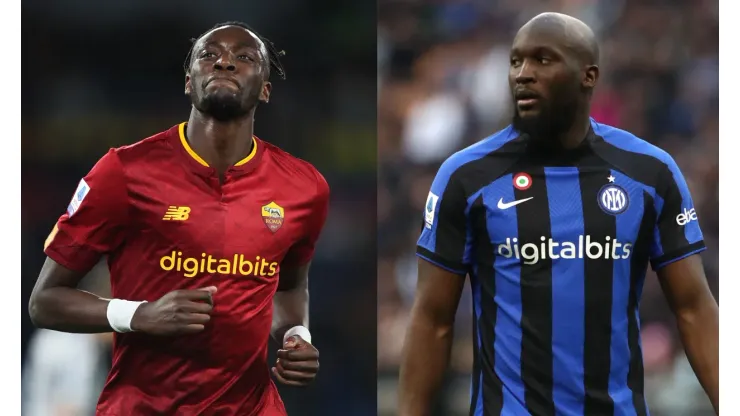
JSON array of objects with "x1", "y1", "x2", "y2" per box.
[
  {"x1": 185, "y1": 73, "x2": 192, "y2": 96},
  {"x1": 583, "y1": 65, "x2": 599, "y2": 89},
  {"x1": 259, "y1": 81, "x2": 272, "y2": 103}
]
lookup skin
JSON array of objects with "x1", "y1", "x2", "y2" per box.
[
  {"x1": 29, "y1": 25, "x2": 319, "y2": 385},
  {"x1": 398, "y1": 13, "x2": 719, "y2": 416},
  {"x1": 184, "y1": 25, "x2": 272, "y2": 177},
  {"x1": 271, "y1": 262, "x2": 320, "y2": 386},
  {"x1": 509, "y1": 12, "x2": 599, "y2": 149}
]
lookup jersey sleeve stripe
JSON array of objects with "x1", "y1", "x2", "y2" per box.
[
  {"x1": 415, "y1": 248, "x2": 468, "y2": 275},
  {"x1": 650, "y1": 241, "x2": 706, "y2": 270}
]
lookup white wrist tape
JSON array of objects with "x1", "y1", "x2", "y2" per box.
[
  {"x1": 107, "y1": 299, "x2": 146, "y2": 333},
  {"x1": 283, "y1": 325, "x2": 312, "y2": 345}
]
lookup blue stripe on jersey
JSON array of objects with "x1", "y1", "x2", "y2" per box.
[
  {"x1": 470, "y1": 271, "x2": 484, "y2": 416},
  {"x1": 418, "y1": 126, "x2": 517, "y2": 262},
  {"x1": 482, "y1": 174, "x2": 527, "y2": 414},
  {"x1": 544, "y1": 167, "x2": 586, "y2": 416},
  {"x1": 609, "y1": 170, "x2": 644, "y2": 416}
]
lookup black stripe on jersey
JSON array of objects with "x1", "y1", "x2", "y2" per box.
[
  {"x1": 590, "y1": 137, "x2": 692, "y2": 257},
  {"x1": 470, "y1": 195, "x2": 504, "y2": 416},
  {"x1": 578, "y1": 167, "x2": 616, "y2": 415},
  {"x1": 627, "y1": 191, "x2": 655, "y2": 416},
  {"x1": 514, "y1": 166, "x2": 556, "y2": 416},
  {"x1": 470, "y1": 308, "x2": 482, "y2": 416}
]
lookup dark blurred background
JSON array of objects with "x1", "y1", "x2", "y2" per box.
[
  {"x1": 21, "y1": 1, "x2": 376, "y2": 415},
  {"x1": 377, "y1": 0, "x2": 718, "y2": 415}
]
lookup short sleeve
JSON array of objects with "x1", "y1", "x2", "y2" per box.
[
  {"x1": 44, "y1": 149, "x2": 130, "y2": 273},
  {"x1": 281, "y1": 170, "x2": 330, "y2": 268},
  {"x1": 416, "y1": 161, "x2": 471, "y2": 275},
  {"x1": 649, "y1": 156, "x2": 706, "y2": 270}
]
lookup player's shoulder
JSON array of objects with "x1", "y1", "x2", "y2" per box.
[
  {"x1": 592, "y1": 120, "x2": 677, "y2": 167},
  {"x1": 111, "y1": 124, "x2": 177, "y2": 160},
  {"x1": 259, "y1": 139, "x2": 328, "y2": 194},
  {"x1": 435, "y1": 125, "x2": 520, "y2": 183}
]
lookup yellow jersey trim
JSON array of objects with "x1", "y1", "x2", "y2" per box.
[{"x1": 178, "y1": 122, "x2": 258, "y2": 168}]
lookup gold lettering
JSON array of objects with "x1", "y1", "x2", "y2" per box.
[
  {"x1": 217, "y1": 259, "x2": 231, "y2": 274},
  {"x1": 207, "y1": 256, "x2": 218, "y2": 273},
  {"x1": 239, "y1": 255, "x2": 254, "y2": 275},
  {"x1": 160, "y1": 251, "x2": 176, "y2": 271},
  {"x1": 160, "y1": 252, "x2": 277, "y2": 278},
  {"x1": 182, "y1": 258, "x2": 198, "y2": 278}
]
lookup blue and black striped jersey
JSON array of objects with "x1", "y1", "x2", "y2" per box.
[{"x1": 417, "y1": 119, "x2": 705, "y2": 416}]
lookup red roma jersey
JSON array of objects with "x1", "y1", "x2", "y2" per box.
[{"x1": 44, "y1": 123, "x2": 330, "y2": 416}]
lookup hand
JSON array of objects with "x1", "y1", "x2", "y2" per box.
[
  {"x1": 272, "y1": 335, "x2": 319, "y2": 386},
  {"x1": 130, "y1": 286, "x2": 217, "y2": 336}
]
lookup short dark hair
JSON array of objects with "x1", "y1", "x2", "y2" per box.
[{"x1": 183, "y1": 21, "x2": 286, "y2": 80}]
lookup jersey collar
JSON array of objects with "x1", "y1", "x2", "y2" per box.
[{"x1": 173, "y1": 122, "x2": 264, "y2": 176}]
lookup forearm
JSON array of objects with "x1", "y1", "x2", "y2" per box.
[
  {"x1": 398, "y1": 315, "x2": 455, "y2": 416},
  {"x1": 676, "y1": 301, "x2": 719, "y2": 412},
  {"x1": 271, "y1": 287, "x2": 309, "y2": 342},
  {"x1": 29, "y1": 287, "x2": 112, "y2": 333}
]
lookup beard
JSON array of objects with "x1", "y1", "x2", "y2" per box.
[
  {"x1": 511, "y1": 90, "x2": 580, "y2": 148},
  {"x1": 190, "y1": 88, "x2": 251, "y2": 122}
]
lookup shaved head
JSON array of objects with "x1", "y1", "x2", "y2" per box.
[
  {"x1": 508, "y1": 12, "x2": 600, "y2": 143},
  {"x1": 519, "y1": 12, "x2": 599, "y2": 66}
]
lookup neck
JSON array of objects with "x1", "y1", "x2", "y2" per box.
[
  {"x1": 186, "y1": 108, "x2": 256, "y2": 173},
  {"x1": 557, "y1": 109, "x2": 592, "y2": 149}
]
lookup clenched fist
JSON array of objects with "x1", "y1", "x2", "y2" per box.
[
  {"x1": 130, "y1": 286, "x2": 217, "y2": 336},
  {"x1": 272, "y1": 335, "x2": 319, "y2": 386}
]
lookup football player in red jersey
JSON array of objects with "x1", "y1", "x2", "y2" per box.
[{"x1": 29, "y1": 21, "x2": 329, "y2": 416}]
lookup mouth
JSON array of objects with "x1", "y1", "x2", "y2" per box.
[
  {"x1": 514, "y1": 90, "x2": 541, "y2": 110},
  {"x1": 207, "y1": 77, "x2": 240, "y2": 88}
]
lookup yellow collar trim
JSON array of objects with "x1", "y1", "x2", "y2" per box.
[{"x1": 178, "y1": 122, "x2": 257, "y2": 168}]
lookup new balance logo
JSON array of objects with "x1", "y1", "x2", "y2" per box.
[
  {"x1": 676, "y1": 207, "x2": 697, "y2": 226},
  {"x1": 497, "y1": 197, "x2": 533, "y2": 210},
  {"x1": 163, "y1": 206, "x2": 191, "y2": 221}
]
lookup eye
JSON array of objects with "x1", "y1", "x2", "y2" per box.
[
  {"x1": 237, "y1": 54, "x2": 255, "y2": 62},
  {"x1": 510, "y1": 57, "x2": 521, "y2": 67},
  {"x1": 200, "y1": 51, "x2": 216, "y2": 59},
  {"x1": 538, "y1": 57, "x2": 551, "y2": 64}
]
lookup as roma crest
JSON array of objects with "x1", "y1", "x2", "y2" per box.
[{"x1": 261, "y1": 202, "x2": 285, "y2": 233}]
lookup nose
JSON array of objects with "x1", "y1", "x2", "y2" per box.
[
  {"x1": 515, "y1": 61, "x2": 535, "y2": 85},
  {"x1": 214, "y1": 53, "x2": 237, "y2": 72}
]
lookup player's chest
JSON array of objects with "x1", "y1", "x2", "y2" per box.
[
  {"x1": 127, "y1": 174, "x2": 309, "y2": 256},
  {"x1": 478, "y1": 167, "x2": 653, "y2": 252}
]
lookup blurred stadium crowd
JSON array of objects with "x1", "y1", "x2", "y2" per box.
[
  {"x1": 21, "y1": 2, "x2": 375, "y2": 415},
  {"x1": 377, "y1": 0, "x2": 718, "y2": 415}
]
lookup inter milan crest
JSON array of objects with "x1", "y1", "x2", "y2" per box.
[
  {"x1": 597, "y1": 178, "x2": 629, "y2": 215},
  {"x1": 261, "y1": 202, "x2": 285, "y2": 233}
]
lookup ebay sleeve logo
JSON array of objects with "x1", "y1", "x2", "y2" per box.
[{"x1": 675, "y1": 208, "x2": 698, "y2": 226}]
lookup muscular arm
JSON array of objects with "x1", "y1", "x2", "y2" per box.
[
  {"x1": 398, "y1": 259, "x2": 466, "y2": 416},
  {"x1": 271, "y1": 262, "x2": 310, "y2": 343},
  {"x1": 657, "y1": 255, "x2": 718, "y2": 413},
  {"x1": 28, "y1": 257, "x2": 113, "y2": 333}
]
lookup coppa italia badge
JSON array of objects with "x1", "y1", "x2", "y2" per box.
[
  {"x1": 261, "y1": 202, "x2": 285, "y2": 232},
  {"x1": 513, "y1": 172, "x2": 532, "y2": 190}
]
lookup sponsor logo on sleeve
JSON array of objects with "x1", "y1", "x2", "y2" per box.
[
  {"x1": 676, "y1": 207, "x2": 698, "y2": 226},
  {"x1": 66, "y1": 179, "x2": 90, "y2": 217},
  {"x1": 424, "y1": 192, "x2": 439, "y2": 229}
]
